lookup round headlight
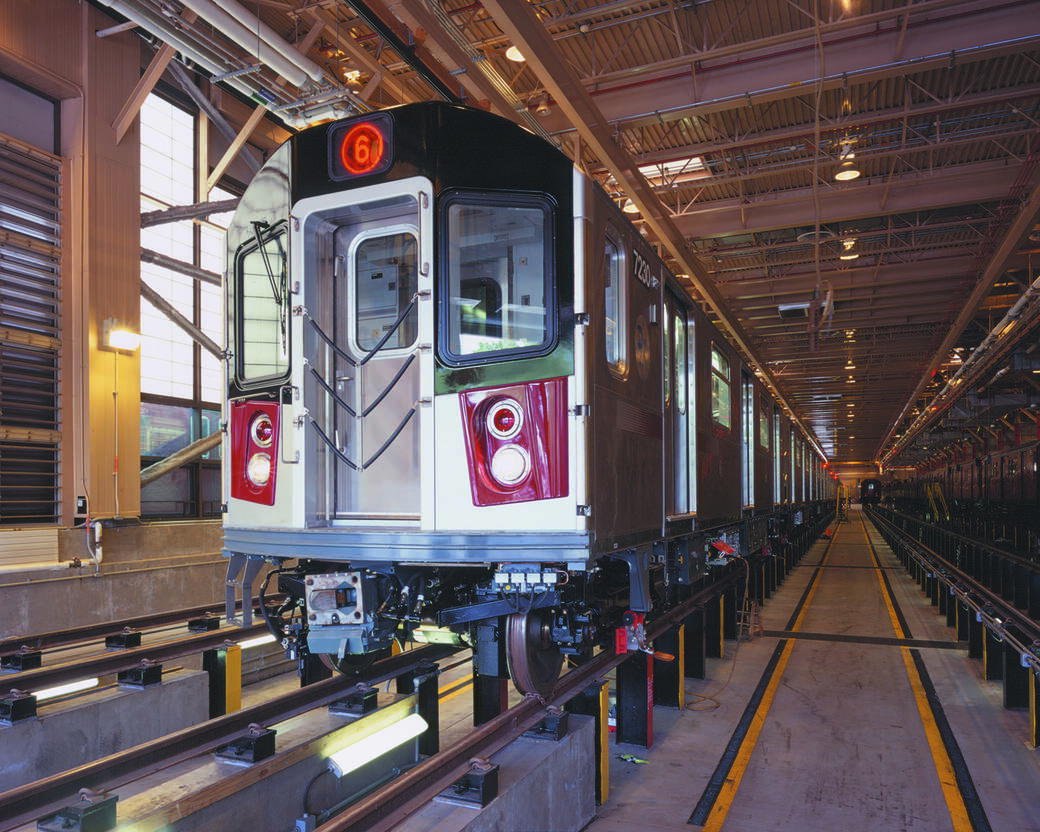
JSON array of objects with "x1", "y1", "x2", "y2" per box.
[
  {"x1": 490, "y1": 444, "x2": 530, "y2": 486},
  {"x1": 247, "y1": 452, "x2": 272, "y2": 487},
  {"x1": 486, "y1": 398, "x2": 523, "y2": 440},
  {"x1": 251, "y1": 414, "x2": 274, "y2": 447}
]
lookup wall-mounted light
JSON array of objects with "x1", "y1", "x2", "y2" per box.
[
  {"x1": 102, "y1": 318, "x2": 140, "y2": 351},
  {"x1": 326, "y1": 712, "x2": 428, "y2": 778}
]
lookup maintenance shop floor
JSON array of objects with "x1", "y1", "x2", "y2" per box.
[{"x1": 589, "y1": 506, "x2": 1040, "y2": 832}]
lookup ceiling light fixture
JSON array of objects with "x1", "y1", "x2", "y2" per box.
[
  {"x1": 505, "y1": 45, "x2": 525, "y2": 62},
  {"x1": 622, "y1": 198, "x2": 639, "y2": 214},
  {"x1": 834, "y1": 139, "x2": 860, "y2": 181},
  {"x1": 839, "y1": 238, "x2": 859, "y2": 260}
]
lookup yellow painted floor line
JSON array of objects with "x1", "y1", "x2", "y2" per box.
[
  {"x1": 439, "y1": 678, "x2": 473, "y2": 704},
  {"x1": 698, "y1": 526, "x2": 836, "y2": 832},
  {"x1": 861, "y1": 517, "x2": 973, "y2": 832}
]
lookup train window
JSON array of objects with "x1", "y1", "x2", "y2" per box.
[
  {"x1": 675, "y1": 313, "x2": 686, "y2": 414},
  {"x1": 711, "y1": 346, "x2": 731, "y2": 429},
  {"x1": 235, "y1": 223, "x2": 289, "y2": 384},
  {"x1": 773, "y1": 413, "x2": 781, "y2": 502},
  {"x1": 440, "y1": 193, "x2": 555, "y2": 362},
  {"x1": 604, "y1": 234, "x2": 626, "y2": 373},
  {"x1": 663, "y1": 308, "x2": 671, "y2": 405},
  {"x1": 354, "y1": 231, "x2": 418, "y2": 351},
  {"x1": 759, "y1": 395, "x2": 769, "y2": 448}
]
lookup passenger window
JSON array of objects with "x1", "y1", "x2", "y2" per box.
[
  {"x1": 441, "y1": 194, "x2": 554, "y2": 361},
  {"x1": 664, "y1": 309, "x2": 671, "y2": 405},
  {"x1": 236, "y1": 224, "x2": 289, "y2": 384},
  {"x1": 711, "y1": 346, "x2": 731, "y2": 429},
  {"x1": 605, "y1": 233, "x2": 626, "y2": 373},
  {"x1": 355, "y1": 231, "x2": 418, "y2": 351},
  {"x1": 759, "y1": 396, "x2": 770, "y2": 447},
  {"x1": 675, "y1": 313, "x2": 686, "y2": 414}
]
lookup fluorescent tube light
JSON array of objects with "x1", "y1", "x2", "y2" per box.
[
  {"x1": 37, "y1": 678, "x2": 99, "y2": 701},
  {"x1": 327, "y1": 712, "x2": 428, "y2": 778}
]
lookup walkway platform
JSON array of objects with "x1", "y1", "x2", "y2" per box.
[{"x1": 589, "y1": 506, "x2": 1040, "y2": 832}]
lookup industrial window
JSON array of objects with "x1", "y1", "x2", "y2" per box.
[
  {"x1": 440, "y1": 193, "x2": 555, "y2": 363},
  {"x1": 604, "y1": 232, "x2": 626, "y2": 374},
  {"x1": 0, "y1": 84, "x2": 61, "y2": 524},
  {"x1": 711, "y1": 346, "x2": 731, "y2": 429},
  {"x1": 139, "y1": 92, "x2": 227, "y2": 519}
]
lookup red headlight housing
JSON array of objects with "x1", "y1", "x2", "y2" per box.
[
  {"x1": 230, "y1": 400, "x2": 280, "y2": 505},
  {"x1": 460, "y1": 378, "x2": 568, "y2": 506}
]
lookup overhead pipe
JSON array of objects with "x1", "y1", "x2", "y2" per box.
[
  {"x1": 881, "y1": 267, "x2": 1040, "y2": 466},
  {"x1": 95, "y1": 0, "x2": 269, "y2": 103},
  {"x1": 177, "y1": 0, "x2": 315, "y2": 87},
  {"x1": 95, "y1": 0, "x2": 233, "y2": 79},
  {"x1": 207, "y1": 0, "x2": 327, "y2": 83}
]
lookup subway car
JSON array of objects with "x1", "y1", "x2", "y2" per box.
[{"x1": 221, "y1": 102, "x2": 833, "y2": 693}]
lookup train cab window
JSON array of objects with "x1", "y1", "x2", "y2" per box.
[
  {"x1": 605, "y1": 234, "x2": 626, "y2": 373},
  {"x1": 354, "y1": 231, "x2": 418, "y2": 351},
  {"x1": 235, "y1": 223, "x2": 289, "y2": 383},
  {"x1": 711, "y1": 346, "x2": 731, "y2": 429},
  {"x1": 440, "y1": 193, "x2": 554, "y2": 362}
]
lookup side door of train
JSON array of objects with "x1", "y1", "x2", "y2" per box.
[
  {"x1": 664, "y1": 284, "x2": 696, "y2": 526},
  {"x1": 591, "y1": 220, "x2": 663, "y2": 546},
  {"x1": 293, "y1": 176, "x2": 436, "y2": 527}
]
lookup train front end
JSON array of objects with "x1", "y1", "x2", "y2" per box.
[{"x1": 222, "y1": 104, "x2": 589, "y2": 691}]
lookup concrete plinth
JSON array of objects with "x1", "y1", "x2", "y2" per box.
[
  {"x1": 0, "y1": 669, "x2": 209, "y2": 791},
  {"x1": 397, "y1": 714, "x2": 595, "y2": 832}
]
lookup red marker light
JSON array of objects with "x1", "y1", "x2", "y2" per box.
[
  {"x1": 486, "y1": 399, "x2": 523, "y2": 440},
  {"x1": 340, "y1": 122, "x2": 385, "y2": 175},
  {"x1": 493, "y1": 407, "x2": 516, "y2": 434}
]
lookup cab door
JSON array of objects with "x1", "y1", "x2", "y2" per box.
[
  {"x1": 294, "y1": 177, "x2": 434, "y2": 527},
  {"x1": 665, "y1": 288, "x2": 693, "y2": 519}
]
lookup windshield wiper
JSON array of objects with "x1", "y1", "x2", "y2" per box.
[{"x1": 251, "y1": 220, "x2": 282, "y2": 306}]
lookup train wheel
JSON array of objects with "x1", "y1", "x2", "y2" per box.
[{"x1": 505, "y1": 609, "x2": 563, "y2": 696}]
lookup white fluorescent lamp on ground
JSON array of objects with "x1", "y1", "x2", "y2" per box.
[
  {"x1": 36, "y1": 678, "x2": 100, "y2": 701},
  {"x1": 238, "y1": 633, "x2": 278, "y2": 650},
  {"x1": 327, "y1": 712, "x2": 429, "y2": 778}
]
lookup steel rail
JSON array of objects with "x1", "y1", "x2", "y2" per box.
[
  {"x1": 866, "y1": 509, "x2": 1040, "y2": 664},
  {"x1": 1, "y1": 622, "x2": 269, "y2": 694},
  {"x1": 316, "y1": 565, "x2": 753, "y2": 832},
  {"x1": 880, "y1": 507, "x2": 1040, "y2": 574},
  {"x1": 0, "y1": 598, "x2": 278, "y2": 656},
  {"x1": 0, "y1": 643, "x2": 459, "y2": 831}
]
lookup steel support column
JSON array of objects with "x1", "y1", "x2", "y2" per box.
[
  {"x1": 615, "y1": 652, "x2": 653, "y2": 749},
  {"x1": 565, "y1": 681, "x2": 611, "y2": 804},
  {"x1": 653, "y1": 625, "x2": 684, "y2": 709},
  {"x1": 684, "y1": 607, "x2": 707, "y2": 680}
]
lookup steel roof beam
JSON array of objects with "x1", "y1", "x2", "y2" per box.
[
  {"x1": 559, "y1": 3, "x2": 1040, "y2": 131},
  {"x1": 675, "y1": 160, "x2": 1019, "y2": 238},
  {"x1": 478, "y1": 0, "x2": 823, "y2": 456}
]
